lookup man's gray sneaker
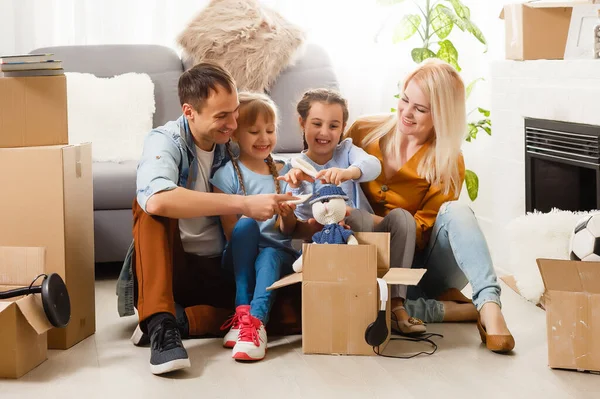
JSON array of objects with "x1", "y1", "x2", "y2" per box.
[
  {"x1": 132, "y1": 304, "x2": 189, "y2": 347},
  {"x1": 149, "y1": 316, "x2": 190, "y2": 375}
]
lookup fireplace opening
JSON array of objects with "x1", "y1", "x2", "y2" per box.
[{"x1": 525, "y1": 118, "x2": 600, "y2": 213}]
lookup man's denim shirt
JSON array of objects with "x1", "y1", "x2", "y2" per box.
[
  {"x1": 136, "y1": 115, "x2": 229, "y2": 211},
  {"x1": 117, "y1": 115, "x2": 230, "y2": 317}
]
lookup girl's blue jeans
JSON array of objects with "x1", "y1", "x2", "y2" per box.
[{"x1": 222, "y1": 218, "x2": 296, "y2": 324}]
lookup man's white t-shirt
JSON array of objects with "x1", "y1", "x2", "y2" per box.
[{"x1": 178, "y1": 144, "x2": 224, "y2": 257}]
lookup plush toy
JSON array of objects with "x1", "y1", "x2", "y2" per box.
[{"x1": 292, "y1": 185, "x2": 358, "y2": 273}]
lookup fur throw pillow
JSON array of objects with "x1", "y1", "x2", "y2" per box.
[{"x1": 177, "y1": 0, "x2": 305, "y2": 92}]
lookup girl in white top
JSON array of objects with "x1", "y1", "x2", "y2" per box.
[{"x1": 279, "y1": 89, "x2": 381, "y2": 222}]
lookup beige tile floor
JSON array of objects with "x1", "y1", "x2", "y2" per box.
[{"x1": 1, "y1": 265, "x2": 598, "y2": 399}]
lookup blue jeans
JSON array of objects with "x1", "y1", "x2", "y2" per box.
[
  {"x1": 222, "y1": 218, "x2": 297, "y2": 324},
  {"x1": 404, "y1": 201, "x2": 502, "y2": 322}
]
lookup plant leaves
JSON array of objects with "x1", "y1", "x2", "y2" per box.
[
  {"x1": 438, "y1": 4, "x2": 467, "y2": 31},
  {"x1": 376, "y1": 0, "x2": 407, "y2": 5},
  {"x1": 393, "y1": 14, "x2": 421, "y2": 43},
  {"x1": 411, "y1": 47, "x2": 436, "y2": 63},
  {"x1": 478, "y1": 107, "x2": 490, "y2": 117},
  {"x1": 391, "y1": 107, "x2": 397, "y2": 113},
  {"x1": 464, "y1": 169, "x2": 479, "y2": 201},
  {"x1": 466, "y1": 78, "x2": 484, "y2": 99},
  {"x1": 466, "y1": 123, "x2": 478, "y2": 141},
  {"x1": 483, "y1": 125, "x2": 492, "y2": 135},
  {"x1": 394, "y1": 93, "x2": 400, "y2": 99},
  {"x1": 431, "y1": 4, "x2": 453, "y2": 39},
  {"x1": 437, "y1": 40, "x2": 461, "y2": 72},
  {"x1": 446, "y1": 0, "x2": 470, "y2": 20},
  {"x1": 464, "y1": 19, "x2": 487, "y2": 50}
]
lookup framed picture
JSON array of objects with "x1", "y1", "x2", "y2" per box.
[{"x1": 564, "y1": 4, "x2": 600, "y2": 59}]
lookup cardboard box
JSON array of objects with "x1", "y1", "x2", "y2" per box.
[
  {"x1": 268, "y1": 232, "x2": 425, "y2": 356},
  {"x1": 0, "y1": 143, "x2": 95, "y2": 349},
  {"x1": 499, "y1": 1, "x2": 577, "y2": 60},
  {"x1": 537, "y1": 258, "x2": 600, "y2": 372},
  {"x1": 0, "y1": 75, "x2": 68, "y2": 148},
  {"x1": 0, "y1": 247, "x2": 54, "y2": 379}
]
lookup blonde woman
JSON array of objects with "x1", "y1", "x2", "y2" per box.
[{"x1": 345, "y1": 59, "x2": 515, "y2": 353}]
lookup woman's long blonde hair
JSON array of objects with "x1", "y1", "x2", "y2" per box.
[{"x1": 361, "y1": 59, "x2": 466, "y2": 196}]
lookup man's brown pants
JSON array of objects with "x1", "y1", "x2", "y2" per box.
[{"x1": 132, "y1": 200, "x2": 301, "y2": 336}]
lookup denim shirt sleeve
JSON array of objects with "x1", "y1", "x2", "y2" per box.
[
  {"x1": 136, "y1": 130, "x2": 182, "y2": 212},
  {"x1": 344, "y1": 138, "x2": 382, "y2": 182}
]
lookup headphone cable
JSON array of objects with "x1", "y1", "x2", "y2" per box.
[{"x1": 371, "y1": 312, "x2": 444, "y2": 359}]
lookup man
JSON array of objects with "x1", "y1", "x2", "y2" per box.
[{"x1": 117, "y1": 63, "x2": 294, "y2": 375}]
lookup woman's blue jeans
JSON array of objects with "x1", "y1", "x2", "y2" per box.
[
  {"x1": 347, "y1": 201, "x2": 502, "y2": 323},
  {"x1": 404, "y1": 201, "x2": 502, "y2": 322},
  {"x1": 222, "y1": 218, "x2": 296, "y2": 324}
]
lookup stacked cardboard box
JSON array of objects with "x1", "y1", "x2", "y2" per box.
[{"x1": 0, "y1": 74, "x2": 96, "y2": 369}]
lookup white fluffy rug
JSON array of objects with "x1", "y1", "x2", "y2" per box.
[
  {"x1": 65, "y1": 72, "x2": 155, "y2": 162},
  {"x1": 506, "y1": 208, "x2": 596, "y2": 304}
]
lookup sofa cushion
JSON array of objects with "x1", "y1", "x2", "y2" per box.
[
  {"x1": 94, "y1": 209, "x2": 133, "y2": 263},
  {"x1": 93, "y1": 161, "x2": 138, "y2": 210},
  {"x1": 30, "y1": 45, "x2": 183, "y2": 128},
  {"x1": 177, "y1": 0, "x2": 305, "y2": 93}
]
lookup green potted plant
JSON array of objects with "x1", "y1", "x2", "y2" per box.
[{"x1": 378, "y1": 0, "x2": 490, "y2": 201}]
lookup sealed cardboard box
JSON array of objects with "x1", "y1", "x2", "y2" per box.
[
  {"x1": 0, "y1": 247, "x2": 54, "y2": 379},
  {"x1": 537, "y1": 258, "x2": 600, "y2": 372},
  {"x1": 268, "y1": 232, "x2": 425, "y2": 356},
  {"x1": 499, "y1": 1, "x2": 575, "y2": 60},
  {"x1": 0, "y1": 75, "x2": 68, "y2": 148},
  {"x1": 0, "y1": 143, "x2": 95, "y2": 349}
]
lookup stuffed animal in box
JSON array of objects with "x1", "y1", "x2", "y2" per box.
[{"x1": 292, "y1": 185, "x2": 358, "y2": 272}]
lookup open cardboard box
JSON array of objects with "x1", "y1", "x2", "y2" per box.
[
  {"x1": 268, "y1": 232, "x2": 425, "y2": 356},
  {"x1": 499, "y1": 1, "x2": 587, "y2": 60},
  {"x1": 0, "y1": 247, "x2": 54, "y2": 379},
  {"x1": 537, "y1": 258, "x2": 600, "y2": 373}
]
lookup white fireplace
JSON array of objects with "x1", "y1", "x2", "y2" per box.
[{"x1": 472, "y1": 59, "x2": 600, "y2": 273}]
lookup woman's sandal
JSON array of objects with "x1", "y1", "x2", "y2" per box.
[
  {"x1": 391, "y1": 305, "x2": 427, "y2": 336},
  {"x1": 476, "y1": 314, "x2": 515, "y2": 353}
]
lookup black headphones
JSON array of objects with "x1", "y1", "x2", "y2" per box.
[
  {"x1": 364, "y1": 278, "x2": 389, "y2": 347},
  {"x1": 365, "y1": 278, "x2": 443, "y2": 359},
  {"x1": 0, "y1": 273, "x2": 71, "y2": 328}
]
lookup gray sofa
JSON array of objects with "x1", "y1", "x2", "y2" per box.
[{"x1": 32, "y1": 44, "x2": 339, "y2": 263}]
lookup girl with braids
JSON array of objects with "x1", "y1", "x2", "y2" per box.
[
  {"x1": 279, "y1": 88, "x2": 382, "y2": 222},
  {"x1": 210, "y1": 92, "x2": 298, "y2": 361}
]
